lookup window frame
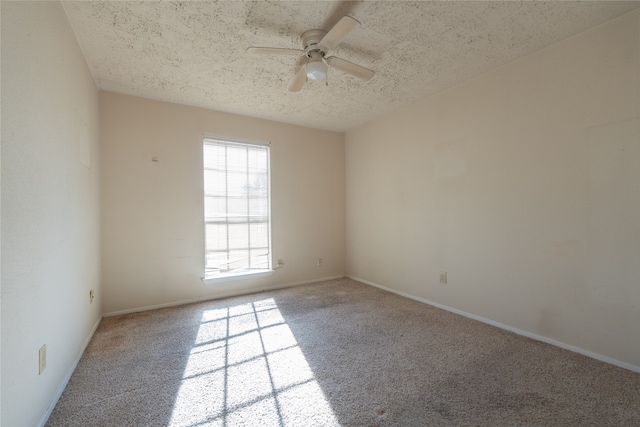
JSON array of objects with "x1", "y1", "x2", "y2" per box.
[{"x1": 201, "y1": 137, "x2": 273, "y2": 284}]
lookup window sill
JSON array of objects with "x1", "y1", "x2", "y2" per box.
[{"x1": 202, "y1": 269, "x2": 273, "y2": 285}]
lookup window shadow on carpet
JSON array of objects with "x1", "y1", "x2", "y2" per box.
[{"x1": 168, "y1": 297, "x2": 339, "y2": 426}]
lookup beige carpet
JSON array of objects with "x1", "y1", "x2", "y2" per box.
[{"x1": 46, "y1": 278, "x2": 639, "y2": 426}]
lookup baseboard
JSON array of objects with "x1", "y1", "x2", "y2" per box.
[
  {"x1": 103, "y1": 275, "x2": 346, "y2": 317},
  {"x1": 38, "y1": 315, "x2": 103, "y2": 427},
  {"x1": 348, "y1": 275, "x2": 640, "y2": 374}
]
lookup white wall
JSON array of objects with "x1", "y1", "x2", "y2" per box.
[
  {"x1": 1, "y1": 2, "x2": 101, "y2": 425},
  {"x1": 346, "y1": 10, "x2": 640, "y2": 369},
  {"x1": 100, "y1": 92, "x2": 345, "y2": 314}
]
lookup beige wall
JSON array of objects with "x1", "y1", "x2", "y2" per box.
[
  {"x1": 1, "y1": 2, "x2": 101, "y2": 425},
  {"x1": 346, "y1": 10, "x2": 640, "y2": 369},
  {"x1": 100, "y1": 92, "x2": 345, "y2": 314}
]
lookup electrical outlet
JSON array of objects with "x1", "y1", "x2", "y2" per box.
[
  {"x1": 317, "y1": 258, "x2": 323, "y2": 267},
  {"x1": 39, "y1": 344, "x2": 47, "y2": 375},
  {"x1": 89, "y1": 289, "x2": 95, "y2": 304},
  {"x1": 439, "y1": 271, "x2": 448, "y2": 284},
  {"x1": 276, "y1": 259, "x2": 284, "y2": 269}
]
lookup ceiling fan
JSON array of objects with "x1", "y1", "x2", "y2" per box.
[{"x1": 247, "y1": 16, "x2": 375, "y2": 92}]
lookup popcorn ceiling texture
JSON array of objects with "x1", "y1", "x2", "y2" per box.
[{"x1": 62, "y1": 1, "x2": 638, "y2": 132}]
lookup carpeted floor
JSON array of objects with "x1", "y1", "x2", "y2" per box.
[{"x1": 46, "y1": 277, "x2": 640, "y2": 426}]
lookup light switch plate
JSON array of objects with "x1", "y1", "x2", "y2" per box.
[{"x1": 39, "y1": 344, "x2": 47, "y2": 375}]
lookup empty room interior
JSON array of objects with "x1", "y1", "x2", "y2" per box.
[{"x1": 1, "y1": 1, "x2": 639, "y2": 426}]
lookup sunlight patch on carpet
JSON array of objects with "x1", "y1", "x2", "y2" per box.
[{"x1": 169, "y1": 298, "x2": 339, "y2": 426}]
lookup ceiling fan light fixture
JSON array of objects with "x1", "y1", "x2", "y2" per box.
[
  {"x1": 306, "y1": 60, "x2": 327, "y2": 81},
  {"x1": 249, "y1": 15, "x2": 373, "y2": 91}
]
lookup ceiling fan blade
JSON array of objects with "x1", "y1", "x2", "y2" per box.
[
  {"x1": 289, "y1": 66, "x2": 307, "y2": 92},
  {"x1": 325, "y1": 56, "x2": 374, "y2": 81},
  {"x1": 320, "y1": 16, "x2": 360, "y2": 51},
  {"x1": 247, "y1": 47, "x2": 304, "y2": 56}
]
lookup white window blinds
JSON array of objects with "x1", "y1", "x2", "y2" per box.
[{"x1": 203, "y1": 138, "x2": 271, "y2": 276}]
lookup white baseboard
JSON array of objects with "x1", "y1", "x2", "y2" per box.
[
  {"x1": 103, "y1": 275, "x2": 346, "y2": 317},
  {"x1": 348, "y1": 275, "x2": 640, "y2": 374},
  {"x1": 38, "y1": 315, "x2": 103, "y2": 427}
]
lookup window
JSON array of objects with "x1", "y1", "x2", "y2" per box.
[{"x1": 203, "y1": 138, "x2": 271, "y2": 281}]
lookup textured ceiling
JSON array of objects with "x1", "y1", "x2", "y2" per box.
[{"x1": 63, "y1": 1, "x2": 639, "y2": 132}]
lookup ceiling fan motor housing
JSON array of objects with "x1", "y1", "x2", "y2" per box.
[{"x1": 301, "y1": 29, "x2": 327, "y2": 57}]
